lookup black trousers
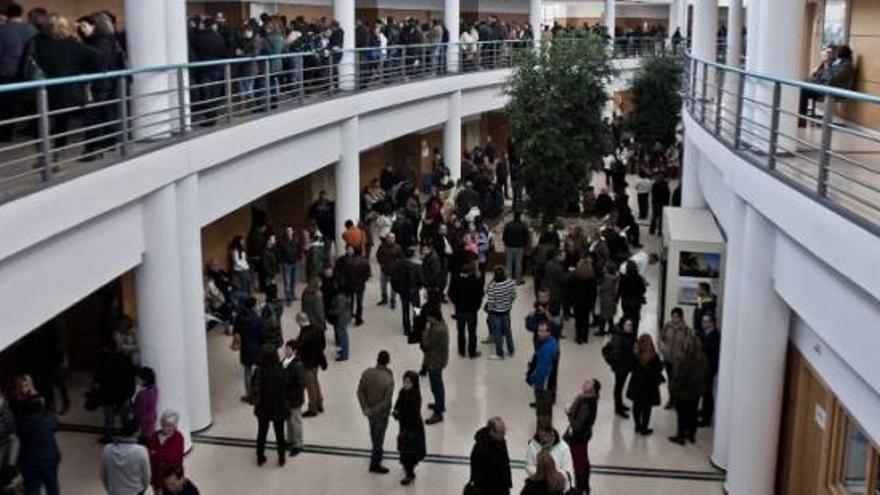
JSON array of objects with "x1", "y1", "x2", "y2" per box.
[
  {"x1": 632, "y1": 402, "x2": 653, "y2": 431},
  {"x1": 649, "y1": 208, "x2": 663, "y2": 235},
  {"x1": 613, "y1": 370, "x2": 630, "y2": 410},
  {"x1": 351, "y1": 288, "x2": 364, "y2": 322},
  {"x1": 256, "y1": 417, "x2": 286, "y2": 460},
  {"x1": 637, "y1": 193, "x2": 649, "y2": 219},
  {"x1": 456, "y1": 312, "x2": 478, "y2": 357},
  {"x1": 573, "y1": 304, "x2": 591, "y2": 343},
  {"x1": 675, "y1": 399, "x2": 699, "y2": 440},
  {"x1": 700, "y1": 374, "x2": 716, "y2": 423}
]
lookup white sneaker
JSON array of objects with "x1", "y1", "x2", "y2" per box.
[{"x1": 488, "y1": 354, "x2": 504, "y2": 360}]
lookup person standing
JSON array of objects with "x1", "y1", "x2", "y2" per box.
[
  {"x1": 609, "y1": 318, "x2": 637, "y2": 418},
  {"x1": 527, "y1": 322, "x2": 560, "y2": 418},
  {"x1": 100, "y1": 419, "x2": 151, "y2": 495},
  {"x1": 420, "y1": 310, "x2": 449, "y2": 425},
  {"x1": 376, "y1": 233, "x2": 402, "y2": 309},
  {"x1": 342, "y1": 219, "x2": 367, "y2": 256},
  {"x1": 524, "y1": 417, "x2": 574, "y2": 492},
  {"x1": 357, "y1": 351, "x2": 395, "y2": 474},
  {"x1": 328, "y1": 279, "x2": 352, "y2": 362},
  {"x1": 692, "y1": 282, "x2": 717, "y2": 331},
  {"x1": 278, "y1": 226, "x2": 303, "y2": 306},
  {"x1": 0, "y1": 3, "x2": 37, "y2": 142},
  {"x1": 449, "y1": 261, "x2": 484, "y2": 358},
  {"x1": 594, "y1": 263, "x2": 618, "y2": 337},
  {"x1": 522, "y1": 452, "x2": 567, "y2": 495},
  {"x1": 626, "y1": 335, "x2": 664, "y2": 435},
  {"x1": 260, "y1": 284, "x2": 284, "y2": 350},
  {"x1": 618, "y1": 261, "x2": 646, "y2": 330},
  {"x1": 300, "y1": 277, "x2": 325, "y2": 329},
  {"x1": 297, "y1": 313, "x2": 327, "y2": 418},
  {"x1": 94, "y1": 348, "x2": 135, "y2": 443},
  {"x1": 0, "y1": 391, "x2": 14, "y2": 468},
  {"x1": 635, "y1": 171, "x2": 652, "y2": 220},
  {"x1": 232, "y1": 297, "x2": 264, "y2": 403},
  {"x1": 569, "y1": 258, "x2": 597, "y2": 345},
  {"x1": 565, "y1": 379, "x2": 600, "y2": 495},
  {"x1": 281, "y1": 340, "x2": 306, "y2": 456},
  {"x1": 502, "y1": 212, "x2": 530, "y2": 284},
  {"x1": 669, "y1": 336, "x2": 707, "y2": 445},
  {"x1": 147, "y1": 411, "x2": 184, "y2": 493},
  {"x1": 658, "y1": 307, "x2": 690, "y2": 409},
  {"x1": 698, "y1": 314, "x2": 720, "y2": 427},
  {"x1": 15, "y1": 399, "x2": 60, "y2": 495},
  {"x1": 341, "y1": 244, "x2": 371, "y2": 326},
  {"x1": 131, "y1": 367, "x2": 158, "y2": 444},
  {"x1": 485, "y1": 266, "x2": 516, "y2": 359},
  {"x1": 252, "y1": 346, "x2": 289, "y2": 466},
  {"x1": 393, "y1": 371, "x2": 426, "y2": 486},
  {"x1": 391, "y1": 247, "x2": 423, "y2": 337},
  {"x1": 468, "y1": 417, "x2": 512, "y2": 495},
  {"x1": 160, "y1": 465, "x2": 199, "y2": 495},
  {"x1": 649, "y1": 173, "x2": 670, "y2": 236}
]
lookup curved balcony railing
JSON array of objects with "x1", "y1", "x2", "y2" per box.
[
  {"x1": 686, "y1": 56, "x2": 880, "y2": 235},
  {"x1": 0, "y1": 37, "x2": 675, "y2": 203}
]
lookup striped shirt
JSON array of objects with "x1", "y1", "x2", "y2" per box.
[{"x1": 486, "y1": 279, "x2": 517, "y2": 313}]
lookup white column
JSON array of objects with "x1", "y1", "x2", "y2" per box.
[
  {"x1": 754, "y1": 0, "x2": 804, "y2": 152},
  {"x1": 125, "y1": 0, "x2": 170, "y2": 139},
  {"x1": 445, "y1": 91, "x2": 462, "y2": 181},
  {"x1": 175, "y1": 175, "x2": 212, "y2": 431},
  {"x1": 668, "y1": 1, "x2": 679, "y2": 41},
  {"x1": 604, "y1": 0, "x2": 616, "y2": 42},
  {"x1": 445, "y1": 0, "x2": 460, "y2": 73},
  {"x1": 741, "y1": 0, "x2": 761, "y2": 147},
  {"x1": 692, "y1": 0, "x2": 718, "y2": 101},
  {"x1": 710, "y1": 195, "x2": 745, "y2": 471},
  {"x1": 136, "y1": 185, "x2": 192, "y2": 449},
  {"x1": 530, "y1": 0, "x2": 542, "y2": 47},
  {"x1": 726, "y1": 0, "x2": 743, "y2": 67},
  {"x1": 164, "y1": 0, "x2": 190, "y2": 132},
  {"x1": 726, "y1": 205, "x2": 790, "y2": 495},
  {"x1": 334, "y1": 0, "x2": 355, "y2": 91},
  {"x1": 680, "y1": 137, "x2": 706, "y2": 208},
  {"x1": 335, "y1": 117, "x2": 360, "y2": 254}
]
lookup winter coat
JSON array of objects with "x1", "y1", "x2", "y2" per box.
[
  {"x1": 298, "y1": 325, "x2": 327, "y2": 371},
  {"x1": 421, "y1": 250, "x2": 444, "y2": 289},
  {"x1": 15, "y1": 412, "x2": 60, "y2": 474},
  {"x1": 420, "y1": 317, "x2": 449, "y2": 371},
  {"x1": 565, "y1": 395, "x2": 598, "y2": 444},
  {"x1": 598, "y1": 272, "x2": 619, "y2": 319},
  {"x1": 391, "y1": 258, "x2": 423, "y2": 301},
  {"x1": 376, "y1": 241, "x2": 403, "y2": 275},
  {"x1": 528, "y1": 337, "x2": 559, "y2": 390},
  {"x1": 610, "y1": 330, "x2": 637, "y2": 373},
  {"x1": 393, "y1": 390, "x2": 425, "y2": 462},
  {"x1": 626, "y1": 355, "x2": 664, "y2": 406},
  {"x1": 524, "y1": 430, "x2": 574, "y2": 490},
  {"x1": 261, "y1": 300, "x2": 284, "y2": 349},
  {"x1": 301, "y1": 287, "x2": 325, "y2": 328},
  {"x1": 449, "y1": 272, "x2": 484, "y2": 314},
  {"x1": 31, "y1": 34, "x2": 100, "y2": 109},
  {"x1": 618, "y1": 273, "x2": 646, "y2": 315},
  {"x1": 100, "y1": 439, "x2": 151, "y2": 495},
  {"x1": 356, "y1": 366, "x2": 395, "y2": 420},
  {"x1": 671, "y1": 353, "x2": 708, "y2": 401},
  {"x1": 253, "y1": 366, "x2": 290, "y2": 422},
  {"x1": 569, "y1": 270, "x2": 597, "y2": 309},
  {"x1": 95, "y1": 351, "x2": 136, "y2": 406},
  {"x1": 659, "y1": 320, "x2": 690, "y2": 366},
  {"x1": 147, "y1": 430, "x2": 183, "y2": 489},
  {"x1": 469, "y1": 427, "x2": 512, "y2": 495},
  {"x1": 502, "y1": 219, "x2": 530, "y2": 248},
  {"x1": 283, "y1": 357, "x2": 307, "y2": 409},
  {"x1": 329, "y1": 291, "x2": 353, "y2": 327},
  {"x1": 131, "y1": 385, "x2": 158, "y2": 440},
  {"x1": 234, "y1": 307, "x2": 264, "y2": 367},
  {"x1": 521, "y1": 478, "x2": 563, "y2": 495},
  {"x1": 543, "y1": 259, "x2": 566, "y2": 300}
]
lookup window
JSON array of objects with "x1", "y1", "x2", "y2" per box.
[{"x1": 830, "y1": 408, "x2": 880, "y2": 495}]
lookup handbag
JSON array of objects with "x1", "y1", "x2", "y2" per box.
[
  {"x1": 463, "y1": 480, "x2": 483, "y2": 495},
  {"x1": 229, "y1": 335, "x2": 241, "y2": 351}
]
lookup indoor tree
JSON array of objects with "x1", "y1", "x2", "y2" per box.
[
  {"x1": 627, "y1": 56, "x2": 685, "y2": 158},
  {"x1": 504, "y1": 35, "x2": 613, "y2": 220}
]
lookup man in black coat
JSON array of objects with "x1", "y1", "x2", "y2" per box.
[
  {"x1": 649, "y1": 174, "x2": 671, "y2": 236},
  {"x1": 297, "y1": 313, "x2": 327, "y2": 417},
  {"x1": 234, "y1": 297, "x2": 264, "y2": 403},
  {"x1": 469, "y1": 417, "x2": 512, "y2": 495},
  {"x1": 448, "y1": 262, "x2": 484, "y2": 358},
  {"x1": 698, "y1": 314, "x2": 721, "y2": 427},
  {"x1": 391, "y1": 248, "x2": 423, "y2": 336},
  {"x1": 282, "y1": 340, "x2": 307, "y2": 455}
]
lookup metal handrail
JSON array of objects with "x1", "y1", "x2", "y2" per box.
[{"x1": 685, "y1": 56, "x2": 880, "y2": 234}]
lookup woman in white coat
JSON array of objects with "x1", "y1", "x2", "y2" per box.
[{"x1": 524, "y1": 417, "x2": 575, "y2": 491}]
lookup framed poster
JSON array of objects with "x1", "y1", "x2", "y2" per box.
[{"x1": 822, "y1": 0, "x2": 849, "y2": 48}]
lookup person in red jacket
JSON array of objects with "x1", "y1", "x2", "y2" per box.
[{"x1": 147, "y1": 410, "x2": 184, "y2": 492}]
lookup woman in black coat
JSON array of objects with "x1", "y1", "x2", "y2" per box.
[
  {"x1": 569, "y1": 258, "x2": 597, "y2": 345},
  {"x1": 79, "y1": 13, "x2": 125, "y2": 159},
  {"x1": 393, "y1": 370, "x2": 425, "y2": 485},
  {"x1": 610, "y1": 318, "x2": 637, "y2": 418},
  {"x1": 31, "y1": 15, "x2": 100, "y2": 151},
  {"x1": 253, "y1": 346, "x2": 289, "y2": 466},
  {"x1": 626, "y1": 334, "x2": 664, "y2": 435},
  {"x1": 617, "y1": 261, "x2": 646, "y2": 329}
]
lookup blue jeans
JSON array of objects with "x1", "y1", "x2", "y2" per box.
[
  {"x1": 488, "y1": 312, "x2": 515, "y2": 357},
  {"x1": 380, "y1": 272, "x2": 396, "y2": 308},
  {"x1": 238, "y1": 77, "x2": 255, "y2": 100},
  {"x1": 334, "y1": 322, "x2": 349, "y2": 359},
  {"x1": 427, "y1": 369, "x2": 445, "y2": 415},
  {"x1": 368, "y1": 416, "x2": 388, "y2": 466},
  {"x1": 281, "y1": 261, "x2": 298, "y2": 303}
]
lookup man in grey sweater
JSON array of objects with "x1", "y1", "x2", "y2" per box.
[
  {"x1": 100, "y1": 419, "x2": 150, "y2": 495},
  {"x1": 356, "y1": 350, "x2": 395, "y2": 475}
]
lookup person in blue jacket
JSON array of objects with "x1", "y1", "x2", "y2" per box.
[{"x1": 527, "y1": 322, "x2": 559, "y2": 419}]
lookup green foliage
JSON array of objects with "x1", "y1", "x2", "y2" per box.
[
  {"x1": 628, "y1": 56, "x2": 685, "y2": 156},
  {"x1": 504, "y1": 36, "x2": 613, "y2": 219}
]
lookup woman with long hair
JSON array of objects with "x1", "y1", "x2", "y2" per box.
[
  {"x1": 565, "y1": 378, "x2": 601, "y2": 494},
  {"x1": 626, "y1": 334, "x2": 664, "y2": 435},
  {"x1": 393, "y1": 370, "x2": 425, "y2": 485},
  {"x1": 522, "y1": 452, "x2": 567, "y2": 495}
]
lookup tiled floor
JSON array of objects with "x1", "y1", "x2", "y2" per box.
[{"x1": 58, "y1": 173, "x2": 723, "y2": 494}]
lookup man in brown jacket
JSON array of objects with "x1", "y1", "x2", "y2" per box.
[
  {"x1": 421, "y1": 315, "x2": 449, "y2": 425},
  {"x1": 357, "y1": 350, "x2": 395, "y2": 474}
]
